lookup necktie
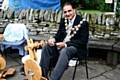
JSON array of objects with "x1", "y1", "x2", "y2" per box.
[{"x1": 69, "y1": 20, "x2": 73, "y2": 27}]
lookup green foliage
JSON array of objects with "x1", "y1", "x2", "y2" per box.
[
  {"x1": 80, "y1": 0, "x2": 113, "y2": 11},
  {"x1": 61, "y1": 0, "x2": 114, "y2": 12},
  {"x1": 116, "y1": 2, "x2": 120, "y2": 17}
]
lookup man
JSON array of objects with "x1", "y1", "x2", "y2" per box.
[{"x1": 40, "y1": 2, "x2": 89, "y2": 80}]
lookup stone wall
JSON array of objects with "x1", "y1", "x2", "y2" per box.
[
  {"x1": 0, "y1": 9, "x2": 120, "y2": 40},
  {"x1": 0, "y1": 9, "x2": 63, "y2": 40},
  {"x1": 81, "y1": 12, "x2": 120, "y2": 40}
]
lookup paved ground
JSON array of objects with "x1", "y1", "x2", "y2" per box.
[{"x1": 2, "y1": 52, "x2": 120, "y2": 80}]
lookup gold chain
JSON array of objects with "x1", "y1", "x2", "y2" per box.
[{"x1": 64, "y1": 18, "x2": 86, "y2": 38}]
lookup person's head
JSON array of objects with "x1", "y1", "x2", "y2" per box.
[{"x1": 63, "y1": 2, "x2": 76, "y2": 20}]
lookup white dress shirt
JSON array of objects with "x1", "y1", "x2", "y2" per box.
[
  {"x1": 64, "y1": 15, "x2": 76, "y2": 42},
  {"x1": 3, "y1": 23, "x2": 28, "y2": 42}
]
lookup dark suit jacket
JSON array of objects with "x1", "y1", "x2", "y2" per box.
[{"x1": 54, "y1": 15, "x2": 89, "y2": 59}]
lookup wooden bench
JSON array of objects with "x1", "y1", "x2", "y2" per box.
[{"x1": 88, "y1": 39, "x2": 118, "y2": 65}]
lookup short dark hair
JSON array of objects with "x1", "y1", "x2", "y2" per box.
[{"x1": 62, "y1": 2, "x2": 76, "y2": 9}]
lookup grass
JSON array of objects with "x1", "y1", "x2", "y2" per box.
[{"x1": 78, "y1": 10, "x2": 103, "y2": 15}]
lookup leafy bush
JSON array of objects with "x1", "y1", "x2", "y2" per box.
[
  {"x1": 61, "y1": 0, "x2": 114, "y2": 12},
  {"x1": 116, "y1": 2, "x2": 120, "y2": 17},
  {"x1": 80, "y1": 0, "x2": 113, "y2": 11}
]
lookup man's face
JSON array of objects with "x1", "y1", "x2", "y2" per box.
[{"x1": 63, "y1": 5, "x2": 75, "y2": 20}]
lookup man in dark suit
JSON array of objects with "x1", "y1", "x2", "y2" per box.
[{"x1": 40, "y1": 2, "x2": 89, "y2": 80}]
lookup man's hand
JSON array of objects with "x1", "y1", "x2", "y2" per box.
[
  {"x1": 56, "y1": 42, "x2": 66, "y2": 48},
  {"x1": 47, "y1": 38, "x2": 56, "y2": 46}
]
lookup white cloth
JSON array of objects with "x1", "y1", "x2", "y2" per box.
[
  {"x1": 68, "y1": 59, "x2": 77, "y2": 67},
  {"x1": 22, "y1": 49, "x2": 42, "y2": 64},
  {"x1": 3, "y1": 23, "x2": 28, "y2": 42}
]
